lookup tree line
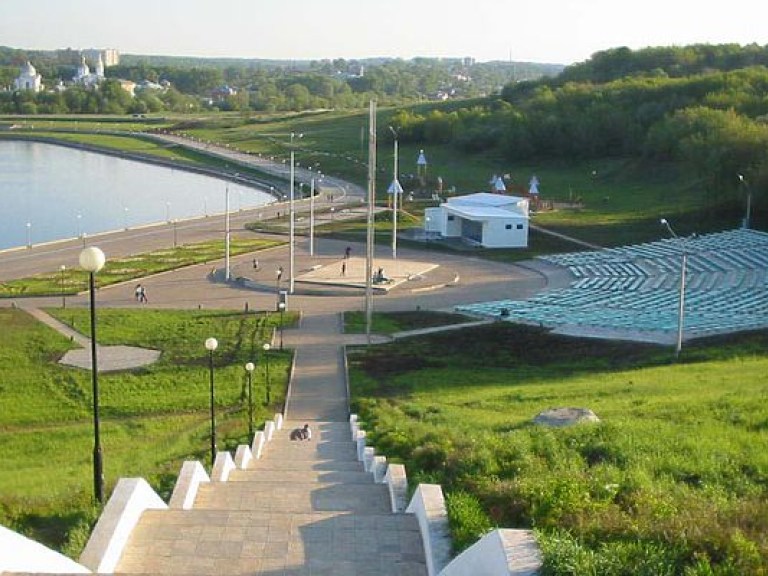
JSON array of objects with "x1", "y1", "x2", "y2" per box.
[
  {"x1": 389, "y1": 44, "x2": 768, "y2": 210},
  {"x1": 0, "y1": 46, "x2": 561, "y2": 114}
]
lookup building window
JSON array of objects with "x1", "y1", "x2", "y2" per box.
[
  {"x1": 505, "y1": 224, "x2": 512, "y2": 230},
  {"x1": 447, "y1": 215, "x2": 455, "y2": 221},
  {"x1": 517, "y1": 224, "x2": 524, "y2": 230}
]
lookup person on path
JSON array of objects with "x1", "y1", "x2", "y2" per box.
[
  {"x1": 134, "y1": 284, "x2": 143, "y2": 302},
  {"x1": 345, "y1": 246, "x2": 351, "y2": 259},
  {"x1": 301, "y1": 424, "x2": 312, "y2": 441},
  {"x1": 341, "y1": 261, "x2": 347, "y2": 277},
  {"x1": 138, "y1": 285, "x2": 148, "y2": 303}
]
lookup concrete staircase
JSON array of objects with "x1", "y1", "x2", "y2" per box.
[{"x1": 112, "y1": 421, "x2": 427, "y2": 575}]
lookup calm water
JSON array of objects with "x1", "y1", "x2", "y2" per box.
[{"x1": 0, "y1": 141, "x2": 274, "y2": 250}]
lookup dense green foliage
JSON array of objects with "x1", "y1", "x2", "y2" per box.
[
  {"x1": 348, "y1": 323, "x2": 768, "y2": 574},
  {"x1": 1, "y1": 45, "x2": 560, "y2": 114},
  {"x1": 385, "y1": 45, "x2": 768, "y2": 218},
  {"x1": 0, "y1": 307, "x2": 292, "y2": 554}
]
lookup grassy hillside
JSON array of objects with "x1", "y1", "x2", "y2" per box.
[
  {"x1": 0, "y1": 307, "x2": 292, "y2": 556},
  {"x1": 349, "y1": 322, "x2": 768, "y2": 575}
]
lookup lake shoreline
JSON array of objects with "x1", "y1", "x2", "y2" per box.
[{"x1": 0, "y1": 132, "x2": 283, "y2": 196}]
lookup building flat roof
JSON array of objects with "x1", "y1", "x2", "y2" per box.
[{"x1": 447, "y1": 192, "x2": 526, "y2": 208}]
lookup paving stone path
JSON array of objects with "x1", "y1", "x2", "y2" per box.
[{"x1": 20, "y1": 305, "x2": 162, "y2": 371}]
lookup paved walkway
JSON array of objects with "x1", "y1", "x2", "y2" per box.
[
  {"x1": 114, "y1": 310, "x2": 428, "y2": 575},
  {"x1": 19, "y1": 305, "x2": 162, "y2": 371},
  {"x1": 117, "y1": 421, "x2": 426, "y2": 575}
]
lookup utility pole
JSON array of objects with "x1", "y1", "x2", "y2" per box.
[{"x1": 365, "y1": 101, "x2": 376, "y2": 344}]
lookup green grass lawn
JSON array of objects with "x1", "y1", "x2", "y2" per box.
[
  {"x1": 348, "y1": 321, "x2": 768, "y2": 575},
  {"x1": 0, "y1": 307, "x2": 295, "y2": 556},
  {"x1": 0, "y1": 237, "x2": 283, "y2": 298}
]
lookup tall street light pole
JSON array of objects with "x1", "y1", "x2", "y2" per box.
[
  {"x1": 289, "y1": 132, "x2": 303, "y2": 294},
  {"x1": 262, "y1": 343, "x2": 271, "y2": 405},
  {"x1": 309, "y1": 177, "x2": 315, "y2": 257},
  {"x1": 224, "y1": 182, "x2": 231, "y2": 281},
  {"x1": 79, "y1": 246, "x2": 106, "y2": 504},
  {"x1": 204, "y1": 337, "x2": 219, "y2": 466},
  {"x1": 388, "y1": 126, "x2": 403, "y2": 260},
  {"x1": 245, "y1": 362, "x2": 255, "y2": 442},
  {"x1": 365, "y1": 101, "x2": 377, "y2": 344},
  {"x1": 660, "y1": 218, "x2": 687, "y2": 359},
  {"x1": 737, "y1": 174, "x2": 752, "y2": 229}
]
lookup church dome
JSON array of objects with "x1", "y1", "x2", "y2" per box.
[{"x1": 20, "y1": 61, "x2": 37, "y2": 76}]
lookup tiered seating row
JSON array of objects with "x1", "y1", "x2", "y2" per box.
[{"x1": 459, "y1": 228, "x2": 768, "y2": 340}]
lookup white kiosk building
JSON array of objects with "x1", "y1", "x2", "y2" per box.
[{"x1": 424, "y1": 192, "x2": 530, "y2": 248}]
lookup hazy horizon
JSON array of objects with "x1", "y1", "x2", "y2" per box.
[{"x1": 2, "y1": 0, "x2": 767, "y2": 66}]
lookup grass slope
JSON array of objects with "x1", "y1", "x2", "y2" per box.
[
  {"x1": 0, "y1": 307, "x2": 293, "y2": 556},
  {"x1": 348, "y1": 322, "x2": 768, "y2": 575}
]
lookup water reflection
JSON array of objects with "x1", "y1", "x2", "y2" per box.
[{"x1": 0, "y1": 140, "x2": 274, "y2": 250}]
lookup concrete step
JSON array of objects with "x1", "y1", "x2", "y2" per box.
[
  {"x1": 194, "y1": 480, "x2": 392, "y2": 514},
  {"x1": 115, "y1": 509, "x2": 426, "y2": 575},
  {"x1": 227, "y1": 468, "x2": 374, "y2": 484},
  {"x1": 245, "y1": 459, "x2": 365, "y2": 472},
  {"x1": 258, "y1": 439, "x2": 359, "y2": 462},
  {"x1": 281, "y1": 421, "x2": 352, "y2": 441}
]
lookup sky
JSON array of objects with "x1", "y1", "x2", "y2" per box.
[{"x1": 2, "y1": 0, "x2": 767, "y2": 65}]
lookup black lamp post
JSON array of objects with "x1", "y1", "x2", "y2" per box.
[
  {"x1": 204, "y1": 337, "x2": 219, "y2": 466},
  {"x1": 275, "y1": 266, "x2": 283, "y2": 309},
  {"x1": 262, "y1": 343, "x2": 271, "y2": 405},
  {"x1": 278, "y1": 302, "x2": 286, "y2": 351},
  {"x1": 60, "y1": 264, "x2": 66, "y2": 309},
  {"x1": 245, "y1": 362, "x2": 255, "y2": 441},
  {"x1": 79, "y1": 246, "x2": 106, "y2": 504}
]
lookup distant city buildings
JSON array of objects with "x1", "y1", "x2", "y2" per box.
[
  {"x1": 9, "y1": 48, "x2": 140, "y2": 95},
  {"x1": 82, "y1": 48, "x2": 120, "y2": 67}
]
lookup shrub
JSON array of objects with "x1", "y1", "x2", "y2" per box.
[{"x1": 445, "y1": 490, "x2": 494, "y2": 553}]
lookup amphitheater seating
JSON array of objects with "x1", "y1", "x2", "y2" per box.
[{"x1": 458, "y1": 228, "x2": 768, "y2": 340}]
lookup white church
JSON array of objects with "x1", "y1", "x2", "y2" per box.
[
  {"x1": 73, "y1": 54, "x2": 105, "y2": 87},
  {"x1": 424, "y1": 192, "x2": 530, "y2": 248},
  {"x1": 13, "y1": 62, "x2": 43, "y2": 92},
  {"x1": 12, "y1": 51, "x2": 110, "y2": 93}
]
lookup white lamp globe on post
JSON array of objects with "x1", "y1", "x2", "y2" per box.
[
  {"x1": 262, "y1": 343, "x2": 271, "y2": 404},
  {"x1": 204, "y1": 337, "x2": 219, "y2": 466},
  {"x1": 79, "y1": 246, "x2": 106, "y2": 504},
  {"x1": 245, "y1": 361, "x2": 256, "y2": 441}
]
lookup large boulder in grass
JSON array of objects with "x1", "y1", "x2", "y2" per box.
[{"x1": 534, "y1": 407, "x2": 600, "y2": 427}]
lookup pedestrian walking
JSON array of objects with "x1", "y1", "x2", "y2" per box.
[
  {"x1": 341, "y1": 261, "x2": 347, "y2": 276},
  {"x1": 139, "y1": 285, "x2": 148, "y2": 303},
  {"x1": 134, "y1": 284, "x2": 143, "y2": 302},
  {"x1": 345, "y1": 246, "x2": 351, "y2": 259}
]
